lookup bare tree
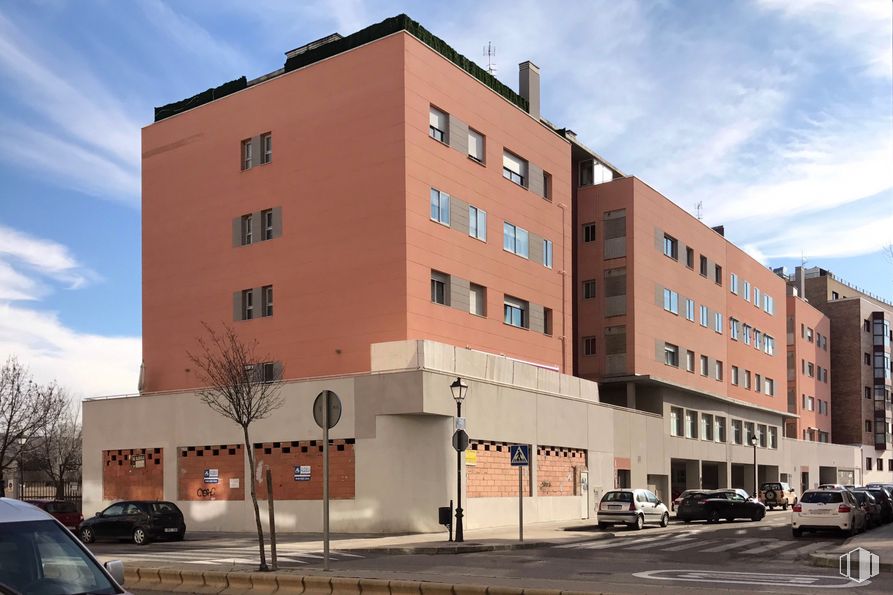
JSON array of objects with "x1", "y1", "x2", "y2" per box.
[
  {"x1": 0, "y1": 356, "x2": 65, "y2": 497},
  {"x1": 187, "y1": 322, "x2": 283, "y2": 571},
  {"x1": 29, "y1": 398, "x2": 82, "y2": 499}
]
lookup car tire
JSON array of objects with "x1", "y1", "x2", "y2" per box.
[
  {"x1": 708, "y1": 510, "x2": 720, "y2": 524},
  {"x1": 79, "y1": 527, "x2": 95, "y2": 544},
  {"x1": 751, "y1": 509, "x2": 763, "y2": 522},
  {"x1": 660, "y1": 513, "x2": 669, "y2": 527},
  {"x1": 632, "y1": 515, "x2": 644, "y2": 530},
  {"x1": 726, "y1": 516, "x2": 735, "y2": 523},
  {"x1": 792, "y1": 528, "x2": 803, "y2": 538},
  {"x1": 765, "y1": 490, "x2": 776, "y2": 502},
  {"x1": 598, "y1": 523, "x2": 609, "y2": 530},
  {"x1": 782, "y1": 502, "x2": 788, "y2": 511},
  {"x1": 133, "y1": 527, "x2": 151, "y2": 546}
]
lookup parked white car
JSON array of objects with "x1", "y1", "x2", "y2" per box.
[
  {"x1": 792, "y1": 488, "x2": 866, "y2": 537},
  {"x1": 598, "y1": 488, "x2": 670, "y2": 530}
]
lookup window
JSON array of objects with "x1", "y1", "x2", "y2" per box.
[
  {"x1": 768, "y1": 426, "x2": 778, "y2": 449},
  {"x1": 867, "y1": 457, "x2": 873, "y2": 471},
  {"x1": 543, "y1": 171, "x2": 552, "y2": 200},
  {"x1": 685, "y1": 299, "x2": 695, "y2": 321},
  {"x1": 754, "y1": 330, "x2": 763, "y2": 350},
  {"x1": 241, "y1": 138, "x2": 253, "y2": 170},
  {"x1": 730, "y1": 318, "x2": 739, "y2": 340},
  {"x1": 583, "y1": 279, "x2": 596, "y2": 299},
  {"x1": 715, "y1": 416, "x2": 727, "y2": 442},
  {"x1": 663, "y1": 289, "x2": 679, "y2": 314},
  {"x1": 543, "y1": 239, "x2": 553, "y2": 268},
  {"x1": 764, "y1": 377, "x2": 774, "y2": 395},
  {"x1": 429, "y1": 106, "x2": 448, "y2": 142},
  {"x1": 430, "y1": 188, "x2": 450, "y2": 225},
  {"x1": 807, "y1": 396, "x2": 814, "y2": 411},
  {"x1": 807, "y1": 362, "x2": 814, "y2": 377},
  {"x1": 744, "y1": 280, "x2": 751, "y2": 302},
  {"x1": 241, "y1": 214, "x2": 253, "y2": 245},
  {"x1": 806, "y1": 327, "x2": 814, "y2": 342},
  {"x1": 579, "y1": 159, "x2": 614, "y2": 186},
  {"x1": 758, "y1": 424, "x2": 767, "y2": 447},
  {"x1": 469, "y1": 283, "x2": 486, "y2": 316},
  {"x1": 714, "y1": 264, "x2": 722, "y2": 285},
  {"x1": 732, "y1": 419, "x2": 743, "y2": 444},
  {"x1": 583, "y1": 223, "x2": 596, "y2": 242},
  {"x1": 262, "y1": 209, "x2": 274, "y2": 240},
  {"x1": 744, "y1": 422, "x2": 755, "y2": 444},
  {"x1": 755, "y1": 374, "x2": 762, "y2": 392},
  {"x1": 583, "y1": 336, "x2": 596, "y2": 356},
  {"x1": 261, "y1": 285, "x2": 273, "y2": 317},
  {"x1": 764, "y1": 294, "x2": 774, "y2": 315},
  {"x1": 260, "y1": 132, "x2": 272, "y2": 164},
  {"x1": 732, "y1": 365, "x2": 739, "y2": 385},
  {"x1": 468, "y1": 206, "x2": 487, "y2": 241},
  {"x1": 699, "y1": 305, "x2": 709, "y2": 327},
  {"x1": 743, "y1": 324, "x2": 752, "y2": 345},
  {"x1": 502, "y1": 150, "x2": 527, "y2": 186},
  {"x1": 864, "y1": 352, "x2": 871, "y2": 365},
  {"x1": 504, "y1": 296, "x2": 528, "y2": 328},
  {"x1": 878, "y1": 459, "x2": 884, "y2": 472},
  {"x1": 765, "y1": 335, "x2": 775, "y2": 355},
  {"x1": 468, "y1": 128, "x2": 484, "y2": 162},
  {"x1": 700, "y1": 355, "x2": 708, "y2": 376},
  {"x1": 670, "y1": 407, "x2": 684, "y2": 436},
  {"x1": 832, "y1": 291, "x2": 839, "y2": 299},
  {"x1": 865, "y1": 420, "x2": 872, "y2": 433},
  {"x1": 663, "y1": 234, "x2": 678, "y2": 260},
  {"x1": 431, "y1": 271, "x2": 449, "y2": 305},
  {"x1": 543, "y1": 308, "x2": 553, "y2": 336},
  {"x1": 702, "y1": 414, "x2": 714, "y2": 441},
  {"x1": 503, "y1": 222, "x2": 529, "y2": 258},
  {"x1": 241, "y1": 289, "x2": 253, "y2": 320},
  {"x1": 730, "y1": 273, "x2": 738, "y2": 294},
  {"x1": 664, "y1": 343, "x2": 679, "y2": 367},
  {"x1": 699, "y1": 255, "x2": 708, "y2": 276},
  {"x1": 744, "y1": 370, "x2": 751, "y2": 389},
  {"x1": 754, "y1": 287, "x2": 761, "y2": 307},
  {"x1": 686, "y1": 350, "x2": 695, "y2": 372},
  {"x1": 714, "y1": 312, "x2": 723, "y2": 333},
  {"x1": 715, "y1": 360, "x2": 723, "y2": 381},
  {"x1": 685, "y1": 410, "x2": 698, "y2": 439},
  {"x1": 685, "y1": 247, "x2": 694, "y2": 269}
]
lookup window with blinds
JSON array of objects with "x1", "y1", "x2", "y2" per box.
[
  {"x1": 502, "y1": 150, "x2": 527, "y2": 186},
  {"x1": 429, "y1": 106, "x2": 448, "y2": 142},
  {"x1": 468, "y1": 129, "x2": 485, "y2": 162}
]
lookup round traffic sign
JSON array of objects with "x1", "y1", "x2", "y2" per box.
[
  {"x1": 313, "y1": 390, "x2": 342, "y2": 429},
  {"x1": 452, "y1": 429, "x2": 469, "y2": 452}
]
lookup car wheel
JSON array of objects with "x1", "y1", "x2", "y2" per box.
[
  {"x1": 133, "y1": 527, "x2": 150, "y2": 546},
  {"x1": 708, "y1": 510, "x2": 720, "y2": 524},
  {"x1": 792, "y1": 528, "x2": 803, "y2": 538},
  {"x1": 598, "y1": 523, "x2": 609, "y2": 530},
  {"x1": 726, "y1": 516, "x2": 735, "y2": 523},
  {"x1": 751, "y1": 509, "x2": 763, "y2": 522},
  {"x1": 79, "y1": 527, "x2": 95, "y2": 544},
  {"x1": 768, "y1": 505, "x2": 774, "y2": 511},
  {"x1": 633, "y1": 515, "x2": 644, "y2": 530},
  {"x1": 782, "y1": 502, "x2": 788, "y2": 510},
  {"x1": 660, "y1": 513, "x2": 669, "y2": 527}
]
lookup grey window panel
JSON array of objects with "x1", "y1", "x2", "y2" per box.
[
  {"x1": 232, "y1": 217, "x2": 243, "y2": 247},
  {"x1": 252, "y1": 287, "x2": 263, "y2": 317},
  {"x1": 528, "y1": 231, "x2": 544, "y2": 264},
  {"x1": 272, "y1": 361, "x2": 284, "y2": 381},
  {"x1": 654, "y1": 227, "x2": 664, "y2": 252},
  {"x1": 233, "y1": 291, "x2": 243, "y2": 322},
  {"x1": 605, "y1": 327, "x2": 626, "y2": 355},
  {"x1": 605, "y1": 296, "x2": 627, "y2": 317},
  {"x1": 448, "y1": 116, "x2": 468, "y2": 154},
  {"x1": 450, "y1": 196, "x2": 469, "y2": 235},
  {"x1": 251, "y1": 211, "x2": 263, "y2": 243},
  {"x1": 604, "y1": 237, "x2": 626, "y2": 259},
  {"x1": 529, "y1": 303, "x2": 545, "y2": 334},
  {"x1": 655, "y1": 284, "x2": 665, "y2": 307},
  {"x1": 251, "y1": 136, "x2": 261, "y2": 168},
  {"x1": 604, "y1": 209, "x2": 626, "y2": 221},
  {"x1": 271, "y1": 206, "x2": 283, "y2": 239},
  {"x1": 528, "y1": 162, "x2": 545, "y2": 197},
  {"x1": 604, "y1": 268, "x2": 626, "y2": 297},
  {"x1": 450, "y1": 276, "x2": 470, "y2": 312},
  {"x1": 655, "y1": 339, "x2": 664, "y2": 363},
  {"x1": 603, "y1": 216, "x2": 626, "y2": 239},
  {"x1": 605, "y1": 354, "x2": 627, "y2": 375}
]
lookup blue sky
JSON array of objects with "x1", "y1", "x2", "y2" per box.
[{"x1": 0, "y1": 0, "x2": 890, "y2": 398}]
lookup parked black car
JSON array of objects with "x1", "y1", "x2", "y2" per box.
[
  {"x1": 676, "y1": 490, "x2": 766, "y2": 523},
  {"x1": 851, "y1": 490, "x2": 881, "y2": 528},
  {"x1": 866, "y1": 488, "x2": 893, "y2": 524},
  {"x1": 79, "y1": 501, "x2": 185, "y2": 545}
]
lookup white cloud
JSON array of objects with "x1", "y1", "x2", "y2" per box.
[
  {"x1": 0, "y1": 223, "x2": 97, "y2": 297},
  {"x1": 0, "y1": 303, "x2": 141, "y2": 399}
]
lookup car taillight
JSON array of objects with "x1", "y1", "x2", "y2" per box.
[
  {"x1": 838, "y1": 505, "x2": 851, "y2": 513},
  {"x1": 792, "y1": 504, "x2": 801, "y2": 512},
  {"x1": 629, "y1": 501, "x2": 636, "y2": 511}
]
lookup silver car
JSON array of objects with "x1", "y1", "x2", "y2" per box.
[
  {"x1": 598, "y1": 488, "x2": 670, "y2": 530},
  {"x1": 0, "y1": 497, "x2": 129, "y2": 594}
]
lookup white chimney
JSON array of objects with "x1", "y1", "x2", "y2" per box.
[{"x1": 519, "y1": 61, "x2": 540, "y2": 120}]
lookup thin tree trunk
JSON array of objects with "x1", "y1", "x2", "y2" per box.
[{"x1": 243, "y1": 425, "x2": 268, "y2": 570}]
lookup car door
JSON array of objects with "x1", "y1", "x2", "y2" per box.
[
  {"x1": 643, "y1": 490, "x2": 660, "y2": 520},
  {"x1": 93, "y1": 503, "x2": 125, "y2": 539},
  {"x1": 121, "y1": 502, "x2": 145, "y2": 538},
  {"x1": 726, "y1": 491, "x2": 748, "y2": 517}
]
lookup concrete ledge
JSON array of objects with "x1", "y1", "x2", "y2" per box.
[
  {"x1": 343, "y1": 540, "x2": 552, "y2": 555},
  {"x1": 125, "y1": 566, "x2": 607, "y2": 595},
  {"x1": 809, "y1": 552, "x2": 893, "y2": 573}
]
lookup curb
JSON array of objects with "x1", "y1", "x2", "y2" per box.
[
  {"x1": 808, "y1": 552, "x2": 893, "y2": 573},
  {"x1": 124, "y1": 567, "x2": 608, "y2": 595},
  {"x1": 343, "y1": 540, "x2": 553, "y2": 555}
]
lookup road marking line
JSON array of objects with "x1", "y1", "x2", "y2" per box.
[
  {"x1": 739, "y1": 540, "x2": 792, "y2": 555},
  {"x1": 700, "y1": 537, "x2": 761, "y2": 552},
  {"x1": 626, "y1": 536, "x2": 692, "y2": 551},
  {"x1": 662, "y1": 539, "x2": 713, "y2": 551}
]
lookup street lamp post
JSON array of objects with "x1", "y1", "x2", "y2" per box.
[
  {"x1": 17, "y1": 437, "x2": 27, "y2": 500},
  {"x1": 450, "y1": 377, "x2": 469, "y2": 543},
  {"x1": 749, "y1": 435, "x2": 758, "y2": 499}
]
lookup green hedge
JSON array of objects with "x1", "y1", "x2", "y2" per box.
[{"x1": 154, "y1": 76, "x2": 247, "y2": 122}]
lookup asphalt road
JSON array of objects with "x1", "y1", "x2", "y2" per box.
[{"x1": 94, "y1": 510, "x2": 892, "y2": 594}]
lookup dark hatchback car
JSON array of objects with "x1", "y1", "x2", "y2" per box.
[
  {"x1": 676, "y1": 490, "x2": 766, "y2": 523},
  {"x1": 79, "y1": 501, "x2": 186, "y2": 545},
  {"x1": 25, "y1": 499, "x2": 83, "y2": 531},
  {"x1": 865, "y1": 488, "x2": 893, "y2": 524}
]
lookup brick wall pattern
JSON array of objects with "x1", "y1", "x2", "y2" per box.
[
  {"x1": 178, "y1": 444, "x2": 245, "y2": 501},
  {"x1": 537, "y1": 445, "x2": 587, "y2": 496},
  {"x1": 467, "y1": 440, "x2": 531, "y2": 498},
  {"x1": 253, "y1": 439, "x2": 355, "y2": 500},
  {"x1": 102, "y1": 448, "x2": 163, "y2": 501}
]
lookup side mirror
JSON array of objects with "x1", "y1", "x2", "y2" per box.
[
  {"x1": 656, "y1": 500, "x2": 662, "y2": 505},
  {"x1": 95, "y1": 512, "x2": 102, "y2": 517},
  {"x1": 104, "y1": 560, "x2": 125, "y2": 585}
]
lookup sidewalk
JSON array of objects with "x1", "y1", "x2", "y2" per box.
[{"x1": 809, "y1": 522, "x2": 893, "y2": 573}]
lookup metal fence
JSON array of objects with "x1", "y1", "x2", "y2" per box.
[{"x1": 20, "y1": 482, "x2": 82, "y2": 510}]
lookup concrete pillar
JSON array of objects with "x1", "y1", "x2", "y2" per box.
[
  {"x1": 626, "y1": 382, "x2": 637, "y2": 410},
  {"x1": 685, "y1": 460, "x2": 701, "y2": 489},
  {"x1": 721, "y1": 462, "x2": 731, "y2": 489}
]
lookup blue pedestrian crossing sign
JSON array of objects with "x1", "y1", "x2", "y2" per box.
[{"x1": 510, "y1": 445, "x2": 530, "y2": 466}]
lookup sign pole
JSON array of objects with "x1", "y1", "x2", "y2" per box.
[
  {"x1": 323, "y1": 391, "x2": 330, "y2": 572},
  {"x1": 518, "y1": 465, "x2": 523, "y2": 542},
  {"x1": 265, "y1": 469, "x2": 278, "y2": 570}
]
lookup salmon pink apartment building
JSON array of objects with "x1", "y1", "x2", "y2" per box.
[{"x1": 83, "y1": 14, "x2": 869, "y2": 533}]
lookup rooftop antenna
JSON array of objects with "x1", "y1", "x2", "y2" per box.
[
  {"x1": 800, "y1": 252, "x2": 808, "y2": 298},
  {"x1": 695, "y1": 201, "x2": 703, "y2": 221},
  {"x1": 483, "y1": 41, "x2": 497, "y2": 75}
]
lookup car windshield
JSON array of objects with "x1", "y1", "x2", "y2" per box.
[
  {"x1": 151, "y1": 502, "x2": 179, "y2": 514},
  {"x1": 603, "y1": 492, "x2": 632, "y2": 502},
  {"x1": 801, "y1": 491, "x2": 843, "y2": 504},
  {"x1": 682, "y1": 492, "x2": 710, "y2": 502},
  {"x1": 0, "y1": 519, "x2": 119, "y2": 594}
]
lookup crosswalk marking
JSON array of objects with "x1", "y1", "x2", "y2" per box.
[
  {"x1": 739, "y1": 540, "x2": 791, "y2": 555},
  {"x1": 663, "y1": 539, "x2": 713, "y2": 551},
  {"x1": 627, "y1": 536, "x2": 691, "y2": 551},
  {"x1": 701, "y1": 538, "x2": 761, "y2": 552}
]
